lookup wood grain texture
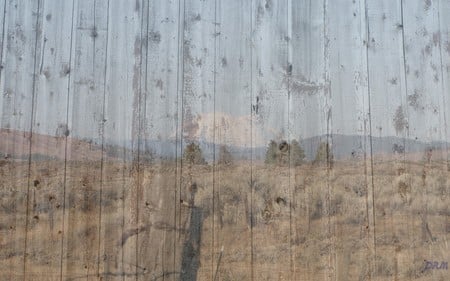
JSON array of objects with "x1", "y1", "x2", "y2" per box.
[
  {"x1": 25, "y1": 0, "x2": 72, "y2": 280},
  {"x1": 0, "y1": 1, "x2": 41, "y2": 280},
  {"x1": 0, "y1": 0, "x2": 6, "y2": 126},
  {"x1": 0, "y1": 0, "x2": 449, "y2": 280},
  {"x1": 251, "y1": 1, "x2": 290, "y2": 280},
  {"x1": 213, "y1": 0, "x2": 253, "y2": 280},
  {"x1": 179, "y1": 0, "x2": 216, "y2": 280},
  {"x1": 438, "y1": 3, "x2": 450, "y2": 271},
  {"x1": 401, "y1": 2, "x2": 449, "y2": 280},
  {"x1": 328, "y1": 1, "x2": 371, "y2": 280},
  {"x1": 366, "y1": 0, "x2": 407, "y2": 279},
  {"x1": 96, "y1": 1, "x2": 141, "y2": 280},
  {"x1": 61, "y1": 0, "x2": 108, "y2": 279},
  {"x1": 289, "y1": 1, "x2": 335, "y2": 280},
  {"x1": 136, "y1": 0, "x2": 180, "y2": 280}
]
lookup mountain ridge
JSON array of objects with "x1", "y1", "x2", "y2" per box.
[{"x1": 1, "y1": 128, "x2": 448, "y2": 162}]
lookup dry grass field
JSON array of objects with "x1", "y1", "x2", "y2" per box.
[{"x1": 0, "y1": 157, "x2": 448, "y2": 280}]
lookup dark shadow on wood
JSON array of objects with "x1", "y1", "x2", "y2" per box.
[{"x1": 179, "y1": 186, "x2": 203, "y2": 281}]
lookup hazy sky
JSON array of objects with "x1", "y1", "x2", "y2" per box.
[{"x1": 1, "y1": 0, "x2": 449, "y2": 147}]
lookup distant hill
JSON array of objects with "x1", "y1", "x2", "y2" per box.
[
  {"x1": 301, "y1": 134, "x2": 448, "y2": 161},
  {"x1": 1, "y1": 129, "x2": 448, "y2": 163},
  {"x1": 128, "y1": 134, "x2": 449, "y2": 163},
  {"x1": 192, "y1": 134, "x2": 449, "y2": 162},
  {"x1": 0, "y1": 129, "x2": 103, "y2": 161}
]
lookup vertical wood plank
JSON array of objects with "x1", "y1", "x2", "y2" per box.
[
  {"x1": 120, "y1": 1, "x2": 145, "y2": 280},
  {"x1": 180, "y1": 0, "x2": 216, "y2": 279},
  {"x1": 0, "y1": 0, "x2": 5, "y2": 111},
  {"x1": 401, "y1": 0, "x2": 449, "y2": 280},
  {"x1": 327, "y1": 0, "x2": 372, "y2": 280},
  {"x1": 251, "y1": 0, "x2": 290, "y2": 280},
  {"x1": 0, "y1": 0, "x2": 7, "y2": 275},
  {"x1": 439, "y1": 0, "x2": 450, "y2": 161},
  {"x1": 130, "y1": 0, "x2": 147, "y2": 278},
  {"x1": 0, "y1": 1, "x2": 41, "y2": 280},
  {"x1": 322, "y1": 2, "x2": 336, "y2": 280},
  {"x1": 24, "y1": 0, "x2": 73, "y2": 280},
  {"x1": 0, "y1": 0, "x2": 9, "y2": 276},
  {"x1": 437, "y1": 0, "x2": 450, "y2": 275},
  {"x1": 402, "y1": 1, "x2": 444, "y2": 144},
  {"x1": 97, "y1": 1, "x2": 142, "y2": 280},
  {"x1": 365, "y1": 0, "x2": 434, "y2": 279},
  {"x1": 174, "y1": 0, "x2": 184, "y2": 279},
  {"x1": 136, "y1": 1, "x2": 180, "y2": 280},
  {"x1": 61, "y1": 0, "x2": 109, "y2": 279},
  {"x1": 213, "y1": 0, "x2": 253, "y2": 279},
  {"x1": 286, "y1": 2, "x2": 294, "y2": 279},
  {"x1": 0, "y1": 1, "x2": 39, "y2": 133},
  {"x1": 439, "y1": 0, "x2": 450, "y2": 164},
  {"x1": 289, "y1": 0, "x2": 336, "y2": 280}
]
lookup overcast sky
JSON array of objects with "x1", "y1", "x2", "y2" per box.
[{"x1": 1, "y1": 0, "x2": 449, "y2": 147}]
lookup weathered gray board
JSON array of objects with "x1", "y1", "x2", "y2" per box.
[{"x1": 0, "y1": 0, "x2": 449, "y2": 280}]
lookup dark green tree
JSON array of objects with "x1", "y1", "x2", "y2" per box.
[
  {"x1": 314, "y1": 141, "x2": 333, "y2": 164},
  {"x1": 265, "y1": 140, "x2": 298, "y2": 166},
  {"x1": 290, "y1": 139, "x2": 305, "y2": 166},
  {"x1": 183, "y1": 142, "x2": 207, "y2": 165},
  {"x1": 265, "y1": 140, "x2": 278, "y2": 165},
  {"x1": 218, "y1": 145, "x2": 233, "y2": 165}
]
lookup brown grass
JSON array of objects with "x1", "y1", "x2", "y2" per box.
[{"x1": 0, "y1": 158, "x2": 448, "y2": 280}]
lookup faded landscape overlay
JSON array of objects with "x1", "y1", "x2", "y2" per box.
[
  {"x1": 1, "y1": 0, "x2": 450, "y2": 280},
  {"x1": 0, "y1": 130, "x2": 449, "y2": 280}
]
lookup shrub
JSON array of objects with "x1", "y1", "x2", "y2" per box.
[
  {"x1": 264, "y1": 140, "x2": 278, "y2": 165},
  {"x1": 265, "y1": 139, "x2": 305, "y2": 166},
  {"x1": 314, "y1": 141, "x2": 333, "y2": 164},
  {"x1": 183, "y1": 142, "x2": 207, "y2": 165},
  {"x1": 218, "y1": 145, "x2": 233, "y2": 165},
  {"x1": 290, "y1": 139, "x2": 305, "y2": 166}
]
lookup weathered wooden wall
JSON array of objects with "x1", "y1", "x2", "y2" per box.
[{"x1": 0, "y1": 0, "x2": 449, "y2": 280}]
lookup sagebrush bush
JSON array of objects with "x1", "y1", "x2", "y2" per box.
[
  {"x1": 218, "y1": 145, "x2": 233, "y2": 165},
  {"x1": 183, "y1": 142, "x2": 207, "y2": 165},
  {"x1": 264, "y1": 139, "x2": 305, "y2": 166},
  {"x1": 314, "y1": 141, "x2": 333, "y2": 165}
]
